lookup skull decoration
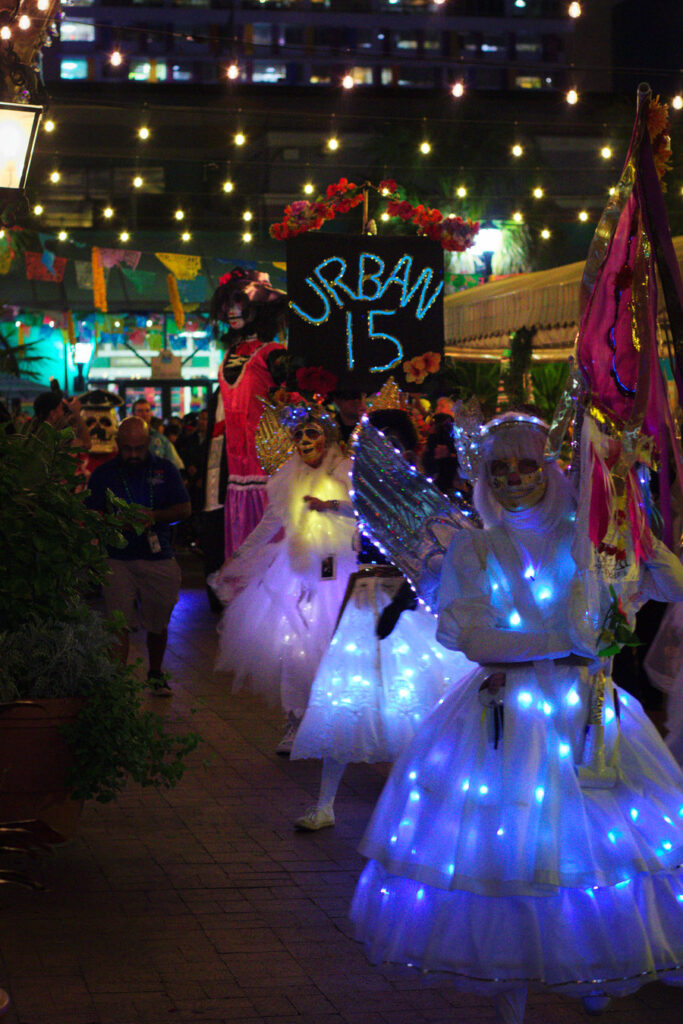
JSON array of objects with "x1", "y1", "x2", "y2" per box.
[
  {"x1": 79, "y1": 388, "x2": 124, "y2": 453},
  {"x1": 292, "y1": 421, "x2": 327, "y2": 467}
]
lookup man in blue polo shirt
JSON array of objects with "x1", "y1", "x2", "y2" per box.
[{"x1": 87, "y1": 416, "x2": 191, "y2": 696}]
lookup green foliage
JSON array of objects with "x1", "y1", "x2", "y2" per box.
[
  {"x1": 0, "y1": 424, "x2": 199, "y2": 803},
  {"x1": 530, "y1": 361, "x2": 570, "y2": 423},
  {"x1": 0, "y1": 424, "x2": 147, "y2": 632},
  {"x1": 452, "y1": 360, "x2": 501, "y2": 419},
  {"x1": 501, "y1": 328, "x2": 535, "y2": 409}
]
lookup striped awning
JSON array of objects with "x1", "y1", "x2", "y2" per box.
[{"x1": 444, "y1": 235, "x2": 683, "y2": 361}]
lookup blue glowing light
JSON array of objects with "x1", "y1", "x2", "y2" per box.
[
  {"x1": 540, "y1": 701, "x2": 553, "y2": 716},
  {"x1": 479, "y1": 784, "x2": 489, "y2": 795},
  {"x1": 509, "y1": 611, "x2": 522, "y2": 627},
  {"x1": 559, "y1": 742, "x2": 571, "y2": 758},
  {"x1": 608, "y1": 830, "x2": 618, "y2": 844},
  {"x1": 345, "y1": 642, "x2": 358, "y2": 653},
  {"x1": 662, "y1": 840, "x2": 673, "y2": 851},
  {"x1": 524, "y1": 566, "x2": 535, "y2": 580},
  {"x1": 605, "y1": 707, "x2": 615, "y2": 723},
  {"x1": 518, "y1": 691, "x2": 533, "y2": 708},
  {"x1": 535, "y1": 786, "x2": 545, "y2": 803},
  {"x1": 537, "y1": 586, "x2": 552, "y2": 600},
  {"x1": 496, "y1": 827, "x2": 505, "y2": 836},
  {"x1": 462, "y1": 779, "x2": 470, "y2": 792},
  {"x1": 409, "y1": 790, "x2": 420, "y2": 802},
  {"x1": 630, "y1": 808, "x2": 639, "y2": 821},
  {"x1": 416, "y1": 888, "x2": 425, "y2": 900},
  {"x1": 566, "y1": 688, "x2": 580, "y2": 706},
  {"x1": 408, "y1": 771, "x2": 417, "y2": 781}
]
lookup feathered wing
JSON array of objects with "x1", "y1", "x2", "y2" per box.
[{"x1": 351, "y1": 421, "x2": 480, "y2": 610}]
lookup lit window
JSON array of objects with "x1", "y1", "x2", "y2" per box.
[
  {"x1": 252, "y1": 61, "x2": 287, "y2": 83},
  {"x1": 60, "y1": 20, "x2": 95, "y2": 43},
  {"x1": 128, "y1": 60, "x2": 167, "y2": 82},
  {"x1": 515, "y1": 76, "x2": 542, "y2": 90},
  {"x1": 60, "y1": 59, "x2": 89, "y2": 80}
]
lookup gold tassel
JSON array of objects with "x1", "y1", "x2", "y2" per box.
[
  {"x1": 92, "y1": 247, "x2": 107, "y2": 313},
  {"x1": 167, "y1": 273, "x2": 185, "y2": 330}
]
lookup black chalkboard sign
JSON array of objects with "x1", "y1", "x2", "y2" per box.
[{"x1": 286, "y1": 233, "x2": 444, "y2": 392}]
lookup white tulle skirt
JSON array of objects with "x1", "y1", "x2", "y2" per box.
[
  {"x1": 214, "y1": 540, "x2": 355, "y2": 713},
  {"x1": 351, "y1": 660, "x2": 683, "y2": 997},
  {"x1": 291, "y1": 570, "x2": 476, "y2": 764}
]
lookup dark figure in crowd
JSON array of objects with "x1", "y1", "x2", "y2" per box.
[{"x1": 86, "y1": 416, "x2": 191, "y2": 696}]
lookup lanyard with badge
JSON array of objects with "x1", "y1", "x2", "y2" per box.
[{"x1": 118, "y1": 465, "x2": 161, "y2": 554}]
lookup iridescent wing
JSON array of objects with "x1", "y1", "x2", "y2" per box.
[{"x1": 351, "y1": 421, "x2": 481, "y2": 610}]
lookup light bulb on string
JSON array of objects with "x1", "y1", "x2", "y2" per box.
[
  {"x1": 33, "y1": 204, "x2": 43, "y2": 216},
  {"x1": 303, "y1": 182, "x2": 314, "y2": 195},
  {"x1": 181, "y1": 230, "x2": 191, "y2": 242},
  {"x1": 222, "y1": 179, "x2": 234, "y2": 193},
  {"x1": 0, "y1": 27, "x2": 11, "y2": 42},
  {"x1": 578, "y1": 209, "x2": 589, "y2": 222},
  {"x1": 673, "y1": 95, "x2": 683, "y2": 111},
  {"x1": 532, "y1": 186, "x2": 544, "y2": 199},
  {"x1": 419, "y1": 140, "x2": 431, "y2": 155},
  {"x1": 242, "y1": 210, "x2": 253, "y2": 222},
  {"x1": 342, "y1": 74, "x2": 354, "y2": 90},
  {"x1": 381, "y1": 211, "x2": 390, "y2": 221},
  {"x1": 234, "y1": 131, "x2": 246, "y2": 146},
  {"x1": 600, "y1": 145, "x2": 612, "y2": 160},
  {"x1": 456, "y1": 185, "x2": 467, "y2": 198},
  {"x1": 511, "y1": 143, "x2": 524, "y2": 157},
  {"x1": 174, "y1": 209, "x2": 185, "y2": 221},
  {"x1": 110, "y1": 50, "x2": 123, "y2": 68},
  {"x1": 138, "y1": 126, "x2": 150, "y2": 140},
  {"x1": 568, "y1": 2, "x2": 581, "y2": 17},
  {"x1": 327, "y1": 135, "x2": 340, "y2": 151},
  {"x1": 242, "y1": 231, "x2": 252, "y2": 243},
  {"x1": 58, "y1": 230, "x2": 68, "y2": 242},
  {"x1": 226, "y1": 62, "x2": 239, "y2": 81},
  {"x1": 103, "y1": 206, "x2": 114, "y2": 219},
  {"x1": 133, "y1": 175, "x2": 143, "y2": 189},
  {"x1": 566, "y1": 88, "x2": 579, "y2": 105},
  {"x1": 540, "y1": 228, "x2": 551, "y2": 240},
  {"x1": 120, "y1": 230, "x2": 130, "y2": 242},
  {"x1": 512, "y1": 210, "x2": 524, "y2": 223},
  {"x1": 451, "y1": 80, "x2": 465, "y2": 99},
  {"x1": 18, "y1": 15, "x2": 31, "y2": 31},
  {"x1": 43, "y1": 119, "x2": 55, "y2": 133},
  {"x1": 37, "y1": 0, "x2": 49, "y2": 10},
  {"x1": 49, "y1": 170, "x2": 60, "y2": 184}
]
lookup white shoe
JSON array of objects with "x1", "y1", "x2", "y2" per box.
[
  {"x1": 582, "y1": 993, "x2": 611, "y2": 1015},
  {"x1": 275, "y1": 712, "x2": 301, "y2": 755},
  {"x1": 294, "y1": 804, "x2": 335, "y2": 831}
]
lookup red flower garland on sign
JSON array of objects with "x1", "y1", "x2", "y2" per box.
[{"x1": 269, "y1": 178, "x2": 479, "y2": 252}]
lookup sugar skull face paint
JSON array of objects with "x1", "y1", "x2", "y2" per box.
[
  {"x1": 293, "y1": 422, "x2": 326, "y2": 467},
  {"x1": 487, "y1": 454, "x2": 547, "y2": 511}
]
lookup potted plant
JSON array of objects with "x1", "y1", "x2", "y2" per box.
[{"x1": 0, "y1": 423, "x2": 199, "y2": 839}]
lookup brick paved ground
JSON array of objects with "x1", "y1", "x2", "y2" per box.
[{"x1": 1, "y1": 552, "x2": 681, "y2": 1024}]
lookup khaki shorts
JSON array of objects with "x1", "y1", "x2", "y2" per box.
[{"x1": 103, "y1": 558, "x2": 182, "y2": 634}]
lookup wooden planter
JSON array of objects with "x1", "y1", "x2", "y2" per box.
[{"x1": 0, "y1": 699, "x2": 84, "y2": 842}]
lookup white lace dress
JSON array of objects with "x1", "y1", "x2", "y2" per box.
[
  {"x1": 211, "y1": 447, "x2": 357, "y2": 715},
  {"x1": 351, "y1": 487, "x2": 683, "y2": 999}
]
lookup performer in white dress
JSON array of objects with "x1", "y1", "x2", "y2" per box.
[
  {"x1": 211, "y1": 405, "x2": 357, "y2": 751},
  {"x1": 350, "y1": 412, "x2": 683, "y2": 1023},
  {"x1": 291, "y1": 409, "x2": 476, "y2": 831}
]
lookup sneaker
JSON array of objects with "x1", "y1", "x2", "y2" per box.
[
  {"x1": 294, "y1": 805, "x2": 335, "y2": 831},
  {"x1": 275, "y1": 712, "x2": 301, "y2": 755},
  {"x1": 582, "y1": 993, "x2": 611, "y2": 1015},
  {"x1": 148, "y1": 672, "x2": 172, "y2": 697}
]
